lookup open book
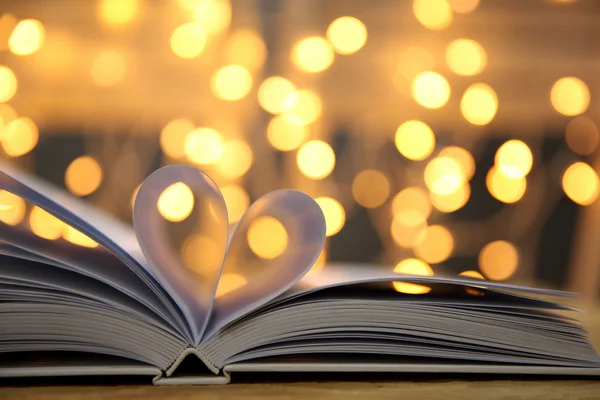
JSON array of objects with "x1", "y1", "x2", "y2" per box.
[{"x1": 0, "y1": 163, "x2": 599, "y2": 385}]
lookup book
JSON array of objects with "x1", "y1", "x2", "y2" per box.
[{"x1": 0, "y1": 162, "x2": 599, "y2": 385}]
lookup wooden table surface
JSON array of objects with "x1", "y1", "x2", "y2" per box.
[{"x1": 2, "y1": 302, "x2": 600, "y2": 400}]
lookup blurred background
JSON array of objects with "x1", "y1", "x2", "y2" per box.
[{"x1": 0, "y1": 0, "x2": 599, "y2": 296}]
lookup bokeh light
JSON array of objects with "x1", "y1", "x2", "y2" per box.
[
  {"x1": 446, "y1": 39, "x2": 486, "y2": 76},
  {"x1": 352, "y1": 169, "x2": 390, "y2": 209},
  {"x1": 291, "y1": 36, "x2": 335, "y2": 73},
  {"x1": 565, "y1": 116, "x2": 599, "y2": 156},
  {"x1": 29, "y1": 206, "x2": 64, "y2": 240},
  {"x1": 414, "y1": 225, "x2": 454, "y2": 264},
  {"x1": 283, "y1": 89, "x2": 322, "y2": 126},
  {"x1": 0, "y1": 66, "x2": 17, "y2": 103},
  {"x1": 90, "y1": 49, "x2": 126, "y2": 87},
  {"x1": 2, "y1": 118, "x2": 39, "y2": 157},
  {"x1": 157, "y1": 182, "x2": 195, "y2": 222},
  {"x1": 0, "y1": 190, "x2": 26, "y2": 226},
  {"x1": 460, "y1": 83, "x2": 498, "y2": 126},
  {"x1": 459, "y1": 270, "x2": 484, "y2": 279},
  {"x1": 211, "y1": 65, "x2": 253, "y2": 101},
  {"x1": 550, "y1": 77, "x2": 590, "y2": 116},
  {"x1": 395, "y1": 120, "x2": 436, "y2": 161},
  {"x1": 479, "y1": 240, "x2": 519, "y2": 280},
  {"x1": 393, "y1": 258, "x2": 434, "y2": 294},
  {"x1": 258, "y1": 77, "x2": 296, "y2": 114},
  {"x1": 220, "y1": 184, "x2": 249, "y2": 224},
  {"x1": 267, "y1": 115, "x2": 306, "y2": 151},
  {"x1": 326, "y1": 16, "x2": 367, "y2": 55},
  {"x1": 438, "y1": 146, "x2": 475, "y2": 180},
  {"x1": 160, "y1": 118, "x2": 195, "y2": 159},
  {"x1": 214, "y1": 139, "x2": 253, "y2": 179},
  {"x1": 185, "y1": 127, "x2": 223, "y2": 165},
  {"x1": 411, "y1": 72, "x2": 451, "y2": 109},
  {"x1": 486, "y1": 166, "x2": 527, "y2": 204},
  {"x1": 170, "y1": 23, "x2": 207, "y2": 59},
  {"x1": 215, "y1": 273, "x2": 247, "y2": 298},
  {"x1": 495, "y1": 140, "x2": 533, "y2": 179},
  {"x1": 181, "y1": 234, "x2": 222, "y2": 276},
  {"x1": 430, "y1": 183, "x2": 470, "y2": 213},
  {"x1": 226, "y1": 29, "x2": 266, "y2": 71},
  {"x1": 191, "y1": 0, "x2": 231, "y2": 35},
  {"x1": 247, "y1": 216, "x2": 288, "y2": 259},
  {"x1": 62, "y1": 225, "x2": 99, "y2": 248},
  {"x1": 315, "y1": 196, "x2": 346, "y2": 237},
  {"x1": 97, "y1": 0, "x2": 139, "y2": 28},
  {"x1": 562, "y1": 162, "x2": 600, "y2": 206},
  {"x1": 8, "y1": 19, "x2": 45, "y2": 56},
  {"x1": 448, "y1": 0, "x2": 479, "y2": 13},
  {"x1": 65, "y1": 156, "x2": 103, "y2": 197},
  {"x1": 391, "y1": 187, "x2": 432, "y2": 220},
  {"x1": 413, "y1": 0, "x2": 453, "y2": 30},
  {"x1": 297, "y1": 140, "x2": 335, "y2": 180},
  {"x1": 391, "y1": 211, "x2": 428, "y2": 248},
  {"x1": 424, "y1": 156, "x2": 466, "y2": 195}
]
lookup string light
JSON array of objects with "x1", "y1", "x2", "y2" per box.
[
  {"x1": 445, "y1": 39, "x2": 486, "y2": 76},
  {"x1": 565, "y1": 116, "x2": 599, "y2": 156},
  {"x1": 326, "y1": 16, "x2": 367, "y2": 55},
  {"x1": 315, "y1": 197, "x2": 346, "y2": 237},
  {"x1": 170, "y1": 23, "x2": 206, "y2": 59},
  {"x1": 8, "y1": 19, "x2": 45, "y2": 56},
  {"x1": 211, "y1": 65, "x2": 252, "y2": 101},
  {"x1": 267, "y1": 115, "x2": 306, "y2": 151},
  {"x1": 0, "y1": 190, "x2": 26, "y2": 226},
  {"x1": 184, "y1": 127, "x2": 223, "y2": 165},
  {"x1": 2, "y1": 118, "x2": 39, "y2": 157},
  {"x1": 90, "y1": 49, "x2": 126, "y2": 87},
  {"x1": 226, "y1": 30, "x2": 266, "y2": 71},
  {"x1": 65, "y1": 156, "x2": 103, "y2": 197},
  {"x1": 438, "y1": 146, "x2": 476, "y2": 180},
  {"x1": 550, "y1": 77, "x2": 590, "y2": 116},
  {"x1": 214, "y1": 139, "x2": 253, "y2": 179},
  {"x1": 424, "y1": 156, "x2": 466, "y2": 195},
  {"x1": 486, "y1": 166, "x2": 527, "y2": 204},
  {"x1": 562, "y1": 162, "x2": 600, "y2": 206},
  {"x1": 297, "y1": 140, "x2": 335, "y2": 180},
  {"x1": 157, "y1": 182, "x2": 195, "y2": 222},
  {"x1": 283, "y1": 89, "x2": 322, "y2": 126},
  {"x1": 414, "y1": 225, "x2": 454, "y2": 264},
  {"x1": 479, "y1": 240, "x2": 519, "y2": 280},
  {"x1": 291, "y1": 37, "x2": 334, "y2": 73},
  {"x1": 0, "y1": 66, "x2": 17, "y2": 103},
  {"x1": 395, "y1": 120, "x2": 436, "y2": 161},
  {"x1": 430, "y1": 183, "x2": 470, "y2": 213},
  {"x1": 220, "y1": 184, "x2": 249, "y2": 223},
  {"x1": 352, "y1": 169, "x2": 390, "y2": 208},
  {"x1": 411, "y1": 71, "x2": 451, "y2": 109},
  {"x1": 247, "y1": 216, "x2": 288, "y2": 259},
  {"x1": 258, "y1": 77, "x2": 296, "y2": 114},
  {"x1": 29, "y1": 206, "x2": 64, "y2": 240},
  {"x1": 97, "y1": 0, "x2": 139, "y2": 27},
  {"x1": 495, "y1": 140, "x2": 533, "y2": 179},
  {"x1": 460, "y1": 83, "x2": 498, "y2": 126},
  {"x1": 413, "y1": 0, "x2": 453, "y2": 30},
  {"x1": 160, "y1": 119, "x2": 195, "y2": 159},
  {"x1": 393, "y1": 258, "x2": 433, "y2": 294}
]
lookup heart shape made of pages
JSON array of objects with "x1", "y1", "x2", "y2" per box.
[{"x1": 133, "y1": 165, "x2": 326, "y2": 343}]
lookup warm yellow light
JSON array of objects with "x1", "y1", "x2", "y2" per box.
[
  {"x1": 90, "y1": 49, "x2": 126, "y2": 87},
  {"x1": 62, "y1": 225, "x2": 99, "y2": 248},
  {"x1": 411, "y1": 71, "x2": 451, "y2": 109},
  {"x1": 391, "y1": 187, "x2": 432, "y2": 219},
  {"x1": 2, "y1": 118, "x2": 39, "y2": 157},
  {"x1": 8, "y1": 19, "x2": 45, "y2": 56},
  {"x1": 247, "y1": 216, "x2": 288, "y2": 259},
  {"x1": 460, "y1": 83, "x2": 498, "y2": 126},
  {"x1": 226, "y1": 29, "x2": 266, "y2": 71},
  {"x1": 395, "y1": 120, "x2": 436, "y2": 161},
  {"x1": 267, "y1": 115, "x2": 306, "y2": 151},
  {"x1": 215, "y1": 273, "x2": 247, "y2": 298},
  {"x1": 315, "y1": 196, "x2": 346, "y2": 237},
  {"x1": 97, "y1": 0, "x2": 139, "y2": 27},
  {"x1": 326, "y1": 16, "x2": 367, "y2": 55},
  {"x1": 430, "y1": 183, "x2": 470, "y2": 213},
  {"x1": 413, "y1": 0, "x2": 453, "y2": 30},
  {"x1": 297, "y1": 140, "x2": 336, "y2": 180},
  {"x1": 291, "y1": 36, "x2": 335, "y2": 73},
  {"x1": 258, "y1": 77, "x2": 296, "y2": 114},
  {"x1": 0, "y1": 190, "x2": 26, "y2": 226},
  {"x1": 283, "y1": 89, "x2": 322, "y2": 126},
  {"x1": 551, "y1": 77, "x2": 590, "y2": 116},
  {"x1": 397, "y1": 47, "x2": 435, "y2": 80},
  {"x1": 157, "y1": 182, "x2": 195, "y2": 222},
  {"x1": 438, "y1": 146, "x2": 475, "y2": 180},
  {"x1": 414, "y1": 225, "x2": 453, "y2": 264},
  {"x1": 170, "y1": 23, "x2": 207, "y2": 59},
  {"x1": 424, "y1": 156, "x2": 465, "y2": 195},
  {"x1": 393, "y1": 258, "x2": 433, "y2": 294},
  {"x1": 0, "y1": 14, "x2": 17, "y2": 52},
  {"x1": 445, "y1": 39, "x2": 486, "y2": 76},
  {"x1": 565, "y1": 116, "x2": 599, "y2": 156},
  {"x1": 211, "y1": 65, "x2": 252, "y2": 101},
  {"x1": 0, "y1": 66, "x2": 17, "y2": 103},
  {"x1": 391, "y1": 211, "x2": 428, "y2": 248},
  {"x1": 160, "y1": 119, "x2": 195, "y2": 159},
  {"x1": 479, "y1": 240, "x2": 518, "y2": 281},
  {"x1": 448, "y1": 0, "x2": 479, "y2": 13},
  {"x1": 192, "y1": 0, "x2": 231, "y2": 35},
  {"x1": 221, "y1": 184, "x2": 249, "y2": 224},
  {"x1": 486, "y1": 166, "x2": 526, "y2": 204},
  {"x1": 184, "y1": 127, "x2": 223, "y2": 165},
  {"x1": 131, "y1": 184, "x2": 141, "y2": 210},
  {"x1": 352, "y1": 169, "x2": 390, "y2": 209},
  {"x1": 562, "y1": 162, "x2": 600, "y2": 206},
  {"x1": 459, "y1": 270, "x2": 484, "y2": 279},
  {"x1": 181, "y1": 234, "x2": 223, "y2": 276},
  {"x1": 65, "y1": 156, "x2": 103, "y2": 197},
  {"x1": 0, "y1": 104, "x2": 17, "y2": 128},
  {"x1": 214, "y1": 140, "x2": 253, "y2": 179},
  {"x1": 29, "y1": 206, "x2": 64, "y2": 240},
  {"x1": 495, "y1": 140, "x2": 533, "y2": 179}
]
